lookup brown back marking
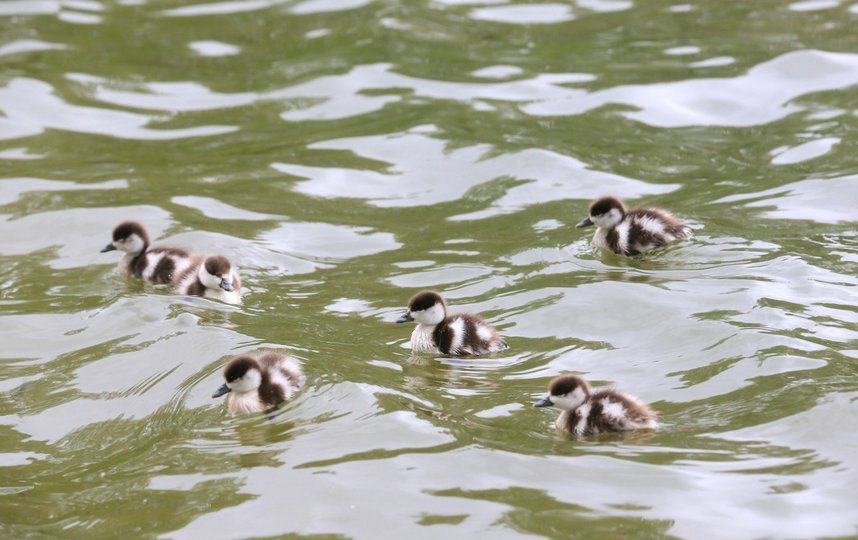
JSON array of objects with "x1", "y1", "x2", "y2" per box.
[
  {"x1": 433, "y1": 313, "x2": 499, "y2": 355},
  {"x1": 150, "y1": 248, "x2": 189, "y2": 284},
  {"x1": 173, "y1": 256, "x2": 205, "y2": 295},
  {"x1": 605, "y1": 228, "x2": 625, "y2": 254}
]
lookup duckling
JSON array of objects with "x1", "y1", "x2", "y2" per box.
[
  {"x1": 576, "y1": 196, "x2": 691, "y2": 256},
  {"x1": 212, "y1": 351, "x2": 305, "y2": 415},
  {"x1": 100, "y1": 221, "x2": 191, "y2": 283},
  {"x1": 173, "y1": 254, "x2": 241, "y2": 304},
  {"x1": 396, "y1": 290, "x2": 507, "y2": 356},
  {"x1": 534, "y1": 374, "x2": 657, "y2": 435}
]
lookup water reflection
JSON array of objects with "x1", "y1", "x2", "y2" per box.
[{"x1": 272, "y1": 126, "x2": 677, "y2": 218}]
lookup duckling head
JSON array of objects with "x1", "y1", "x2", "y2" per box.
[
  {"x1": 577, "y1": 196, "x2": 626, "y2": 229},
  {"x1": 534, "y1": 374, "x2": 591, "y2": 411},
  {"x1": 199, "y1": 255, "x2": 236, "y2": 292},
  {"x1": 396, "y1": 290, "x2": 446, "y2": 326},
  {"x1": 212, "y1": 356, "x2": 262, "y2": 398},
  {"x1": 101, "y1": 221, "x2": 148, "y2": 255}
]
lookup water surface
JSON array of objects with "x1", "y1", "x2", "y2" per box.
[{"x1": 2, "y1": 0, "x2": 858, "y2": 538}]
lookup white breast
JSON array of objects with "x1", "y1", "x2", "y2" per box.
[
  {"x1": 203, "y1": 288, "x2": 242, "y2": 305},
  {"x1": 410, "y1": 325, "x2": 440, "y2": 354},
  {"x1": 592, "y1": 228, "x2": 610, "y2": 251},
  {"x1": 227, "y1": 392, "x2": 265, "y2": 415},
  {"x1": 118, "y1": 253, "x2": 136, "y2": 276}
]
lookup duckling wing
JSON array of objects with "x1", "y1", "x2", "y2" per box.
[{"x1": 588, "y1": 390, "x2": 657, "y2": 433}]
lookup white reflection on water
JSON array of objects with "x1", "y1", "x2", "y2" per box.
[
  {"x1": 0, "y1": 78, "x2": 236, "y2": 142},
  {"x1": 161, "y1": 0, "x2": 372, "y2": 16},
  {"x1": 524, "y1": 50, "x2": 858, "y2": 127},
  {"x1": 171, "y1": 196, "x2": 278, "y2": 221},
  {"x1": 713, "y1": 175, "x2": 858, "y2": 224},
  {"x1": 0, "y1": 39, "x2": 66, "y2": 57},
  {"x1": 0, "y1": 177, "x2": 126, "y2": 205},
  {"x1": 188, "y1": 40, "x2": 240, "y2": 57},
  {"x1": 161, "y1": 0, "x2": 280, "y2": 17},
  {"x1": 271, "y1": 125, "x2": 677, "y2": 217},
  {"x1": 770, "y1": 137, "x2": 840, "y2": 165},
  {"x1": 290, "y1": 0, "x2": 373, "y2": 14},
  {"x1": 84, "y1": 63, "x2": 594, "y2": 120},
  {"x1": 258, "y1": 222, "x2": 401, "y2": 262},
  {"x1": 74, "y1": 50, "x2": 858, "y2": 131},
  {"x1": 470, "y1": 3, "x2": 575, "y2": 24}
]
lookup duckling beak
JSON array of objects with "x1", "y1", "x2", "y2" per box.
[
  {"x1": 396, "y1": 313, "x2": 414, "y2": 324},
  {"x1": 100, "y1": 243, "x2": 116, "y2": 253},
  {"x1": 219, "y1": 278, "x2": 234, "y2": 292},
  {"x1": 534, "y1": 396, "x2": 554, "y2": 408},
  {"x1": 576, "y1": 217, "x2": 594, "y2": 228},
  {"x1": 212, "y1": 384, "x2": 231, "y2": 398}
]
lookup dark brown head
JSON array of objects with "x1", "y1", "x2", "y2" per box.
[
  {"x1": 576, "y1": 197, "x2": 627, "y2": 229},
  {"x1": 212, "y1": 355, "x2": 262, "y2": 398},
  {"x1": 200, "y1": 255, "x2": 235, "y2": 292},
  {"x1": 534, "y1": 374, "x2": 591, "y2": 410},
  {"x1": 101, "y1": 221, "x2": 149, "y2": 254},
  {"x1": 396, "y1": 290, "x2": 446, "y2": 325}
]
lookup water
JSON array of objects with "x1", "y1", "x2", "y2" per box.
[{"x1": 2, "y1": 0, "x2": 858, "y2": 538}]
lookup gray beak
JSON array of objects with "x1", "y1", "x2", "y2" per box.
[
  {"x1": 534, "y1": 396, "x2": 554, "y2": 408},
  {"x1": 100, "y1": 243, "x2": 117, "y2": 253},
  {"x1": 576, "y1": 217, "x2": 594, "y2": 228},
  {"x1": 219, "y1": 278, "x2": 234, "y2": 292},
  {"x1": 396, "y1": 313, "x2": 414, "y2": 323},
  {"x1": 212, "y1": 384, "x2": 231, "y2": 398}
]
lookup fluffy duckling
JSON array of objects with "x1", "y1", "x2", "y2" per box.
[
  {"x1": 576, "y1": 196, "x2": 691, "y2": 256},
  {"x1": 396, "y1": 290, "x2": 507, "y2": 356},
  {"x1": 100, "y1": 221, "x2": 191, "y2": 283},
  {"x1": 212, "y1": 352, "x2": 305, "y2": 415},
  {"x1": 534, "y1": 374, "x2": 657, "y2": 435},
  {"x1": 174, "y1": 254, "x2": 241, "y2": 304}
]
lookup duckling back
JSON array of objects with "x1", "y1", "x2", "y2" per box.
[
  {"x1": 433, "y1": 314, "x2": 507, "y2": 355},
  {"x1": 124, "y1": 247, "x2": 192, "y2": 284},
  {"x1": 559, "y1": 389, "x2": 657, "y2": 435}
]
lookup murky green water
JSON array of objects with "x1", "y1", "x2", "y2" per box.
[{"x1": 2, "y1": 0, "x2": 858, "y2": 537}]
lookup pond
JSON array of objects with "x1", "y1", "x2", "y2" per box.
[{"x1": 1, "y1": 0, "x2": 858, "y2": 538}]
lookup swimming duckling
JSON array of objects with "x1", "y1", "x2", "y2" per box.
[
  {"x1": 576, "y1": 196, "x2": 691, "y2": 256},
  {"x1": 174, "y1": 254, "x2": 241, "y2": 304},
  {"x1": 212, "y1": 352, "x2": 305, "y2": 415},
  {"x1": 534, "y1": 374, "x2": 657, "y2": 435},
  {"x1": 100, "y1": 221, "x2": 191, "y2": 283},
  {"x1": 396, "y1": 290, "x2": 507, "y2": 356}
]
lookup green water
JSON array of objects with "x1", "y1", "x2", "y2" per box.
[{"x1": 2, "y1": 0, "x2": 858, "y2": 538}]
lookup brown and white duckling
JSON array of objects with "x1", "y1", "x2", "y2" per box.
[
  {"x1": 212, "y1": 351, "x2": 305, "y2": 416},
  {"x1": 396, "y1": 290, "x2": 507, "y2": 356},
  {"x1": 534, "y1": 374, "x2": 657, "y2": 436},
  {"x1": 100, "y1": 221, "x2": 191, "y2": 283},
  {"x1": 174, "y1": 254, "x2": 241, "y2": 304},
  {"x1": 576, "y1": 196, "x2": 691, "y2": 256}
]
